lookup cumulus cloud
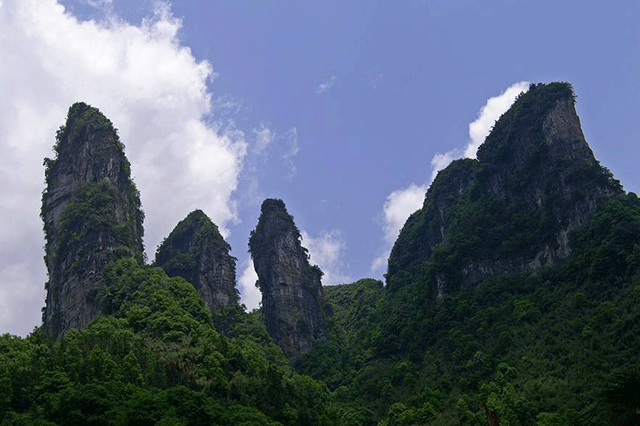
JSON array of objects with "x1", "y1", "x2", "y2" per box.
[
  {"x1": 315, "y1": 75, "x2": 337, "y2": 95},
  {"x1": 371, "y1": 82, "x2": 529, "y2": 275},
  {"x1": 302, "y1": 230, "x2": 350, "y2": 286},
  {"x1": 429, "y1": 81, "x2": 529, "y2": 181},
  {"x1": 0, "y1": 0, "x2": 247, "y2": 335},
  {"x1": 371, "y1": 183, "x2": 427, "y2": 273},
  {"x1": 238, "y1": 260, "x2": 261, "y2": 311},
  {"x1": 466, "y1": 81, "x2": 530, "y2": 158},
  {"x1": 380, "y1": 184, "x2": 427, "y2": 244}
]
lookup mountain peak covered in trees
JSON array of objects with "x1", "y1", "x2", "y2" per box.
[
  {"x1": 154, "y1": 209, "x2": 239, "y2": 314},
  {"x1": 387, "y1": 82, "x2": 621, "y2": 296}
]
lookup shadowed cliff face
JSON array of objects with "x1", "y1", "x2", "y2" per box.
[
  {"x1": 249, "y1": 199, "x2": 328, "y2": 358},
  {"x1": 155, "y1": 210, "x2": 238, "y2": 313},
  {"x1": 387, "y1": 83, "x2": 622, "y2": 296},
  {"x1": 41, "y1": 102, "x2": 144, "y2": 340}
]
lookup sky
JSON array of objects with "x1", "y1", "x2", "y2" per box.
[{"x1": 0, "y1": 0, "x2": 638, "y2": 336}]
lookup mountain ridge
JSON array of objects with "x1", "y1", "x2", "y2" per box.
[{"x1": 387, "y1": 82, "x2": 621, "y2": 297}]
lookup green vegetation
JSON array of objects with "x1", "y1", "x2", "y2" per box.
[
  {"x1": 248, "y1": 199, "x2": 322, "y2": 292},
  {"x1": 42, "y1": 102, "x2": 145, "y2": 273},
  {"x1": 154, "y1": 209, "x2": 234, "y2": 286},
  {"x1": 476, "y1": 82, "x2": 575, "y2": 166},
  {"x1": 387, "y1": 82, "x2": 623, "y2": 296},
  {"x1": 54, "y1": 181, "x2": 144, "y2": 277},
  {"x1": 249, "y1": 199, "x2": 308, "y2": 263},
  {"x1": 367, "y1": 193, "x2": 640, "y2": 424},
  {"x1": 52, "y1": 102, "x2": 124, "y2": 156},
  {"x1": 1, "y1": 259, "x2": 335, "y2": 425},
  {"x1": 7, "y1": 87, "x2": 640, "y2": 424}
]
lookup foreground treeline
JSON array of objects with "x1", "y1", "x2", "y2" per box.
[{"x1": 1, "y1": 259, "x2": 335, "y2": 425}]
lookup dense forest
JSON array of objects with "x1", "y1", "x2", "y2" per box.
[{"x1": 2, "y1": 83, "x2": 640, "y2": 425}]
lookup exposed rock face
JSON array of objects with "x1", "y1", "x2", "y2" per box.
[
  {"x1": 154, "y1": 210, "x2": 238, "y2": 313},
  {"x1": 249, "y1": 199, "x2": 328, "y2": 357},
  {"x1": 387, "y1": 83, "x2": 622, "y2": 295},
  {"x1": 42, "y1": 103, "x2": 144, "y2": 340}
]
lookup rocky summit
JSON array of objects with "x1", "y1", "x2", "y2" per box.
[
  {"x1": 154, "y1": 209, "x2": 238, "y2": 313},
  {"x1": 387, "y1": 82, "x2": 622, "y2": 296},
  {"x1": 249, "y1": 199, "x2": 328, "y2": 358},
  {"x1": 41, "y1": 102, "x2": 145, "y2": 340}
]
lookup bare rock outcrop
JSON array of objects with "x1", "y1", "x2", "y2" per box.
[
  {"x1": 249, "y1": 199, "x2": 328, "y2": 358},
  {"x1": 41, "y1": 102, "x2": 144, "y2": 339},
  {"x1": 154, "y1": 209, "x2": 238, "y2": 313}
]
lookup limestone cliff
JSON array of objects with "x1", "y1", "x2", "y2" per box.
[
  {"x1": 154, "y1": 210, "x2": 238, "y2": 313},
  {"x1": 387, "y1": 83, "x2": 622, "y2": 295},
  {"x1": 249, "y1": 199, "x2": 328, "y2": 357},
  {"x1": 41, "y1": 102, "x2": 144, "y2": 339}
]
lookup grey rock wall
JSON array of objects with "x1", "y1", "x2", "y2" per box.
[
  {"x1": 249, "y1": 199, "x2": 328, "y2": 358},
  {"x1": 41, "y1": 103, "x2": 144, "y2": 339},
  {"x1": 155, "y1": 209, "x2": 238, "y2": 313}
]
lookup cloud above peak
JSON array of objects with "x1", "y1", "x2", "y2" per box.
[{"x1": 0, "y1": 0, "x2": 247, "y2": 335}]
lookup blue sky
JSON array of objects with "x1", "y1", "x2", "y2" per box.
[{"x1": 0, "y1": 0, "x2": 638, "y2": 335}]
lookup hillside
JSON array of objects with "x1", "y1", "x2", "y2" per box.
[{"x1": 2, "y1": 83, "x2": 640, "y2": 426}]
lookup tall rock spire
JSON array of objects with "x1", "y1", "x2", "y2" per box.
[
  {"x1": 41, "y1": 102, "x2": 144, "y2": 339},
  {"x1": 387, "y1": 83, "x2": 622, "y2": 295},
  {"x1": 154, "y1": 209, "x2": 238, "y2": 313},
  {"x1": 249, "y1": 199, "x2": 328, "y2": 357}
]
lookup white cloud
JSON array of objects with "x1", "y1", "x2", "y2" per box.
[
  {"x1": 381, "y1": 184, "x2": 427, "y2": 244},
  {"x1": 430, "y1": 150, "x2": 461, "y2": 183},
  {"x1": 429, "y1": 81, "x2": 529, "y2": 181},
  {"x1": 372, "y1": 82, "x2": 529, "y2": 275},
  {"x1": 302, "y1": 230, "x2": 350, "y2": 285},
  {"x1": 466, "y1": 81, "x2": 530, "y2": 158},
  {"x1": 370, "y1": 254, "x2": 388, "y2": 274},
  {"x1": 315, "y1": 75, "x2": 337, "y2": 95},
  {"x1": 371, "y1": 183, "x2": 426, "y2": 273},
  {"x1": 0, "y1": 0, "x2": 247, "y2": 335},
  {"x1": 253, "y1": 123, "x2": 275, "y2": 155},
  {"x1": 238, "y1": 259, "x2": 261, "y2": 311}
]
